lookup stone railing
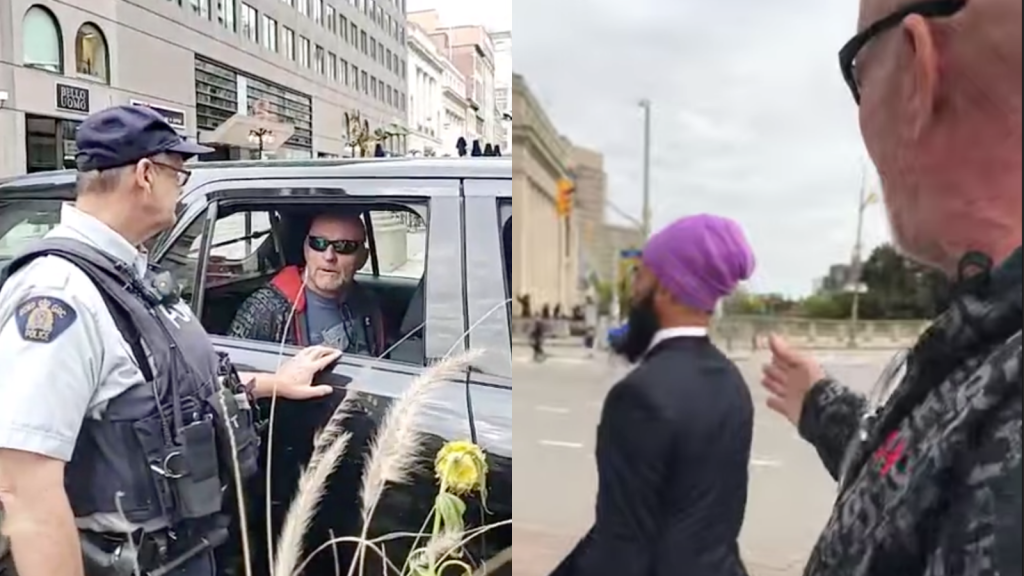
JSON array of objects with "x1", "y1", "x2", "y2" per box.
[{"x1": 512, "y1": 316, "x2": 932, "y2": 350}]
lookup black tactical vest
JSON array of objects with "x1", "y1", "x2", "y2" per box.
[{"x1": 0, "y1": 238, "x2": 261, "y2": 531}]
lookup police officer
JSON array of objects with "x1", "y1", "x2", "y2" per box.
[{"x1": 0, "y1": 105, "x2": 342, "y2": 576}]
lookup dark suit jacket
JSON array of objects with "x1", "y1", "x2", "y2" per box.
[{"x1": 552, "y1": 337, "x2": 754, "y2": 576}]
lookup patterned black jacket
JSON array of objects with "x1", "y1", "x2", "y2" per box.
[{"x1": 800, "y1": 248, "x2": 1022, "y2": 576}]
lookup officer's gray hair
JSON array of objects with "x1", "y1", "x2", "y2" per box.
[
  {"x1": 75, "y1": 153, "x2": 174, "y2": 196},
  {"x1": 76, "y1": 166, "x2": 133, "y2": 196}
]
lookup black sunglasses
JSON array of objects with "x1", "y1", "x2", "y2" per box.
[
  {"x1": 839, "y1": 0, "x2": 966, "y2": 104},
  {"x1": 307, "y1": 236, "x2": 364, "y2": 255}
]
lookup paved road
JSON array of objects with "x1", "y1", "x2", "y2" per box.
[{"x1": 512, "y1": 345, "x2": 897, "y2": 576}]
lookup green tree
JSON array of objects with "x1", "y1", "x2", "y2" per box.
[
  {"x1": 860, "y1": 244, "x2": 951, "y2": 319},
  {"x1": 723, "y1": 285, "x2": 769, "y2": 316},
  {"x1": 799, "y1": 292, "x2": 854, "y2": 320}
]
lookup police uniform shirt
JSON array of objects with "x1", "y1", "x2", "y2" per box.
[{"x1": 0, "y1": 203, "x2": 156, "y2": 468}]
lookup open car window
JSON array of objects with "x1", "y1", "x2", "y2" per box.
[
  {"x1": 0, "y1": 200, "x2": 64, "y2": 269},
  {"x1": 160, "y1": 201, "x2": 429, "y2": 366}
]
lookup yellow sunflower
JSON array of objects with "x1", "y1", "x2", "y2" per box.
[{"x1": 434, "y1": 440, "x2": 489, "y2": 495}]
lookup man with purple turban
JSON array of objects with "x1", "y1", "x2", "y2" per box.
[{"x1": 551, "y1": 214, "x2": 756, "y2": 576}]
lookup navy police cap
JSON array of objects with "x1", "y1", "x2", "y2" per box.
[{"x1": 75, "y1": 104, "x2": 214, "y2": 172}]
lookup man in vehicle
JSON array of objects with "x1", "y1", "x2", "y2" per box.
[
  {"x1": 554, "y1": 215, "x2": 757, "y2": 576},
  {"x1": 0, "y1": 105, "x2": 341, "y2": 576},
  {"x1": 227, "y1": 212, "x2": 387, "y2": 356},
  {"x1": 762, "y1": 1, "x2": 1021, "y2": 575}
]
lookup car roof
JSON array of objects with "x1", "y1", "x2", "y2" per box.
[{"x1": 0, "y1": 157, "x2": 513, "y2": 198}]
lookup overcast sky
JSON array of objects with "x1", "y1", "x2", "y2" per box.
[{"x1": 407, "y1": 0, "x2": 893, "y2": 297}]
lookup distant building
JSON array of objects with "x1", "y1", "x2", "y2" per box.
[
  {"x1": 491, "y1": 30, "x2": 512, "y2": 153},
  {"x1": 817, "y1": 263, "x2": 854, "y2": 294},
  {"x1": 1, "y1": 0, "x2": 408, "y2": 177},
  {"x1": 568, "y1": 145, "x2": 609, "y2": 283},
  {"x1": 512, "y1": 74, "x2": 579, "y2": 312},
  {"x1": 408, "y1": 10, "x2": 502, "y2": 149}
]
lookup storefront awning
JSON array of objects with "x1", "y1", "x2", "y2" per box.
[{"x1": 201, "y1": 113, "x2": 295, "y2": 151}]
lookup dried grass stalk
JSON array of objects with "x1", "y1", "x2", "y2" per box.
[
  {"x1": 358, "y1": 350, "x2": 481, "y2": 521},
  {"x1": 348, "y1": 350, "x2": 481, "y2": 576},
  {"x1": 471, "y1": 547, "x2": 512, "y2": 576},
  {"x1": 274, "y1": 398, "x2": 356, "y2": 576}
]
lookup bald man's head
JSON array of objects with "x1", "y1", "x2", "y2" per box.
[
  {"x1": 303, "y1": 212, "x2": 369, "y2": 297},
  {"x1": 855, "y1": 0, "x2": 1022, "y2": 274}
]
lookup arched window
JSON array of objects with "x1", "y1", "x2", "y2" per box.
[
  {"x1": 75, "y1": 23, "x2": 109, "y2": 83},
  {"x1": 22, "y1": 5, "x2": 63, "y2": 74}
]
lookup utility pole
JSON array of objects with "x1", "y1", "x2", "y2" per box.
[
  {"x1": 849, "y1": 167, "x2": 871, "y2": 348},
  {"x1": 639, "y1": 98, "x2": 652, "y2": 239}
]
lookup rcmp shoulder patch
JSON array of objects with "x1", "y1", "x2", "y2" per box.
[{"x1": 15, "y1": 296, "x2": 79, "y2": 344}]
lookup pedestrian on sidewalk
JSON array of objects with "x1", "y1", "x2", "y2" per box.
[
  {"x1": 530, "y1": 316, "x2": 547, "y2": 363},
  {"x1": 552, "y1": 214, "x2": 757, "y2": 576},
  {"x1": 762, "y1": 1, "x2": 1022, "y2": 575}
]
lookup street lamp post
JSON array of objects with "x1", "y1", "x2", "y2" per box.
[
  {"x1": 248, "y1": 128, "x2": 275, "y2": 159},
  {"x1": 849, "y1": 169, "x2": 878, "y2": 348},
  {"x1": 639, "y1": 99, "x2": 652, "y2": 240}
]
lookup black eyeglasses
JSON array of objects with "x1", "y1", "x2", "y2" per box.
[
  {"x1": 147, "y1": 159, "x2": 192, "y2": 187},
  {"x1": 307, "y1": 236, "x2": 364, "y2": 255},
  {"x1": 839, "y1": 0, "x2": 966, "y2": 104}
]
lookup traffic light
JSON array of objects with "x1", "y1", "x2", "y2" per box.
[{"x1": 556, "y1": 178, "x2": 575, "y2": 217}]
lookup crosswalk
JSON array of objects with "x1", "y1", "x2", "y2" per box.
[{"x1": 513, "y1": 353, "x2": 598, "y2": 365}]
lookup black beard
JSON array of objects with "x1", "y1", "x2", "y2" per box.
[{"x1": 612, "y1": 292, "x2": 660, "y2": 364}]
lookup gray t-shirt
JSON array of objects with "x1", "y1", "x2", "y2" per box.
[{"x1": 305, "y1": 288, "x2": 347, "y2": 347}]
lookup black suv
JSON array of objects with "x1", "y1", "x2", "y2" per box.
[{"x1": 0, "y1": 158, "x2": 513, "y2": 575}]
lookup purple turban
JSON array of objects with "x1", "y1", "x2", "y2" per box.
[{"x1": 641, "y1": 214, "x2": 756, "y2": 313}]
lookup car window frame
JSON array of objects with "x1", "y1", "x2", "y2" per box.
[
  {"x1": 499, "y1": 200, "x2": 512, "y2": 306},
  {"x1": 153, "y1": 176, "x2": 464, "y2": 365},
  {"x1": 462, "y1": 179, "x2": 513, "y2": 379}
]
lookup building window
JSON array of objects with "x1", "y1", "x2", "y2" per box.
[
  {"x1": 281, "y1": 0, "x2": 293, "y2": 5},
  {"x1": 392, "y1": 53, "x2": 398, "y2": 75},
  {"x1": 218, "y1": 0, "x2": 237, "y2": 32},
  {"x1": 341, "y1": 59, "x2": 349, "y2": 85},
  {"x1": 23, "y1": 5, "x2": 63, "y2": 74},
  {"x1": 75, "y1": 23, "x2": 109, "y2": 83},
  {"x1": 361, "y1": 71, "x2": 368, "y2": 94},
  {"x1": 350, "y1": 23, "x2": 358, "y2": 46},
  {"x1": 351, "y1": 65, "x2": 360, "y2": 90},
  {"x1": 370, "y1": 77, "x2": 377, "y2": 100},
  {"x1": 314, "y1": 45, "x2": 325, "y2": 75},
  {"x1": 329, "y1": 52, "x2": 338, "y2": 81},
  {"x1": 311, "y1": 0, "x2": 322, "y2": 24},
  {"x1": 299, "y1": 37, "x2": 311, "y2": 68},
  {"x1": 326, "y1": 5, "x2": 335, "y2": 32},
  {"x1": 241, "y1": 4, "x2": 258, "y2": 42},
  {"x1": 340, "y1": 16, "x2": 348, "y2": 40},
  {"x1": 385, "y1": 48, "x2": 392, "y2": 72},
  {"x1": 370, "y1": 38, "x2": 376, "y2": 60},
  {"x1": 282, "y1": 27, "x2": 295, "y2": 60},
  {"x1": 190, "y1": 0, "x2": 212, "y2": 19},
  {"x1": 261, "y1": 15, "x2": 278, "y2": 52},
  {"x1": 360, "y1": 31, "x2": 367, "y2": 54},
  {"x1": 297, "y1": 0, "x2": 308, "y2": 16}
]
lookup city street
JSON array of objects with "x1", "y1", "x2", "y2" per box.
[{"x1": 512, "y1": 344, "x2": 897, "y2": 576}]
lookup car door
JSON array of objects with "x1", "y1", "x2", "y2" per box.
[
  {"x1": 151, "y1": 176, "x2": 478, "y2": 576},
  {"x1": 461, "y1": 178, "x2": 512, "y2": 572}
]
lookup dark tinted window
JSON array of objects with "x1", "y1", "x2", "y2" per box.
[{"x1": 502, "y1": 216, "x2": 511, "y2": 298}]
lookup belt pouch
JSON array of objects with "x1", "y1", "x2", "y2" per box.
[{"x1": 171, "y1": 417, "x2": 223, "y2": 520}]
